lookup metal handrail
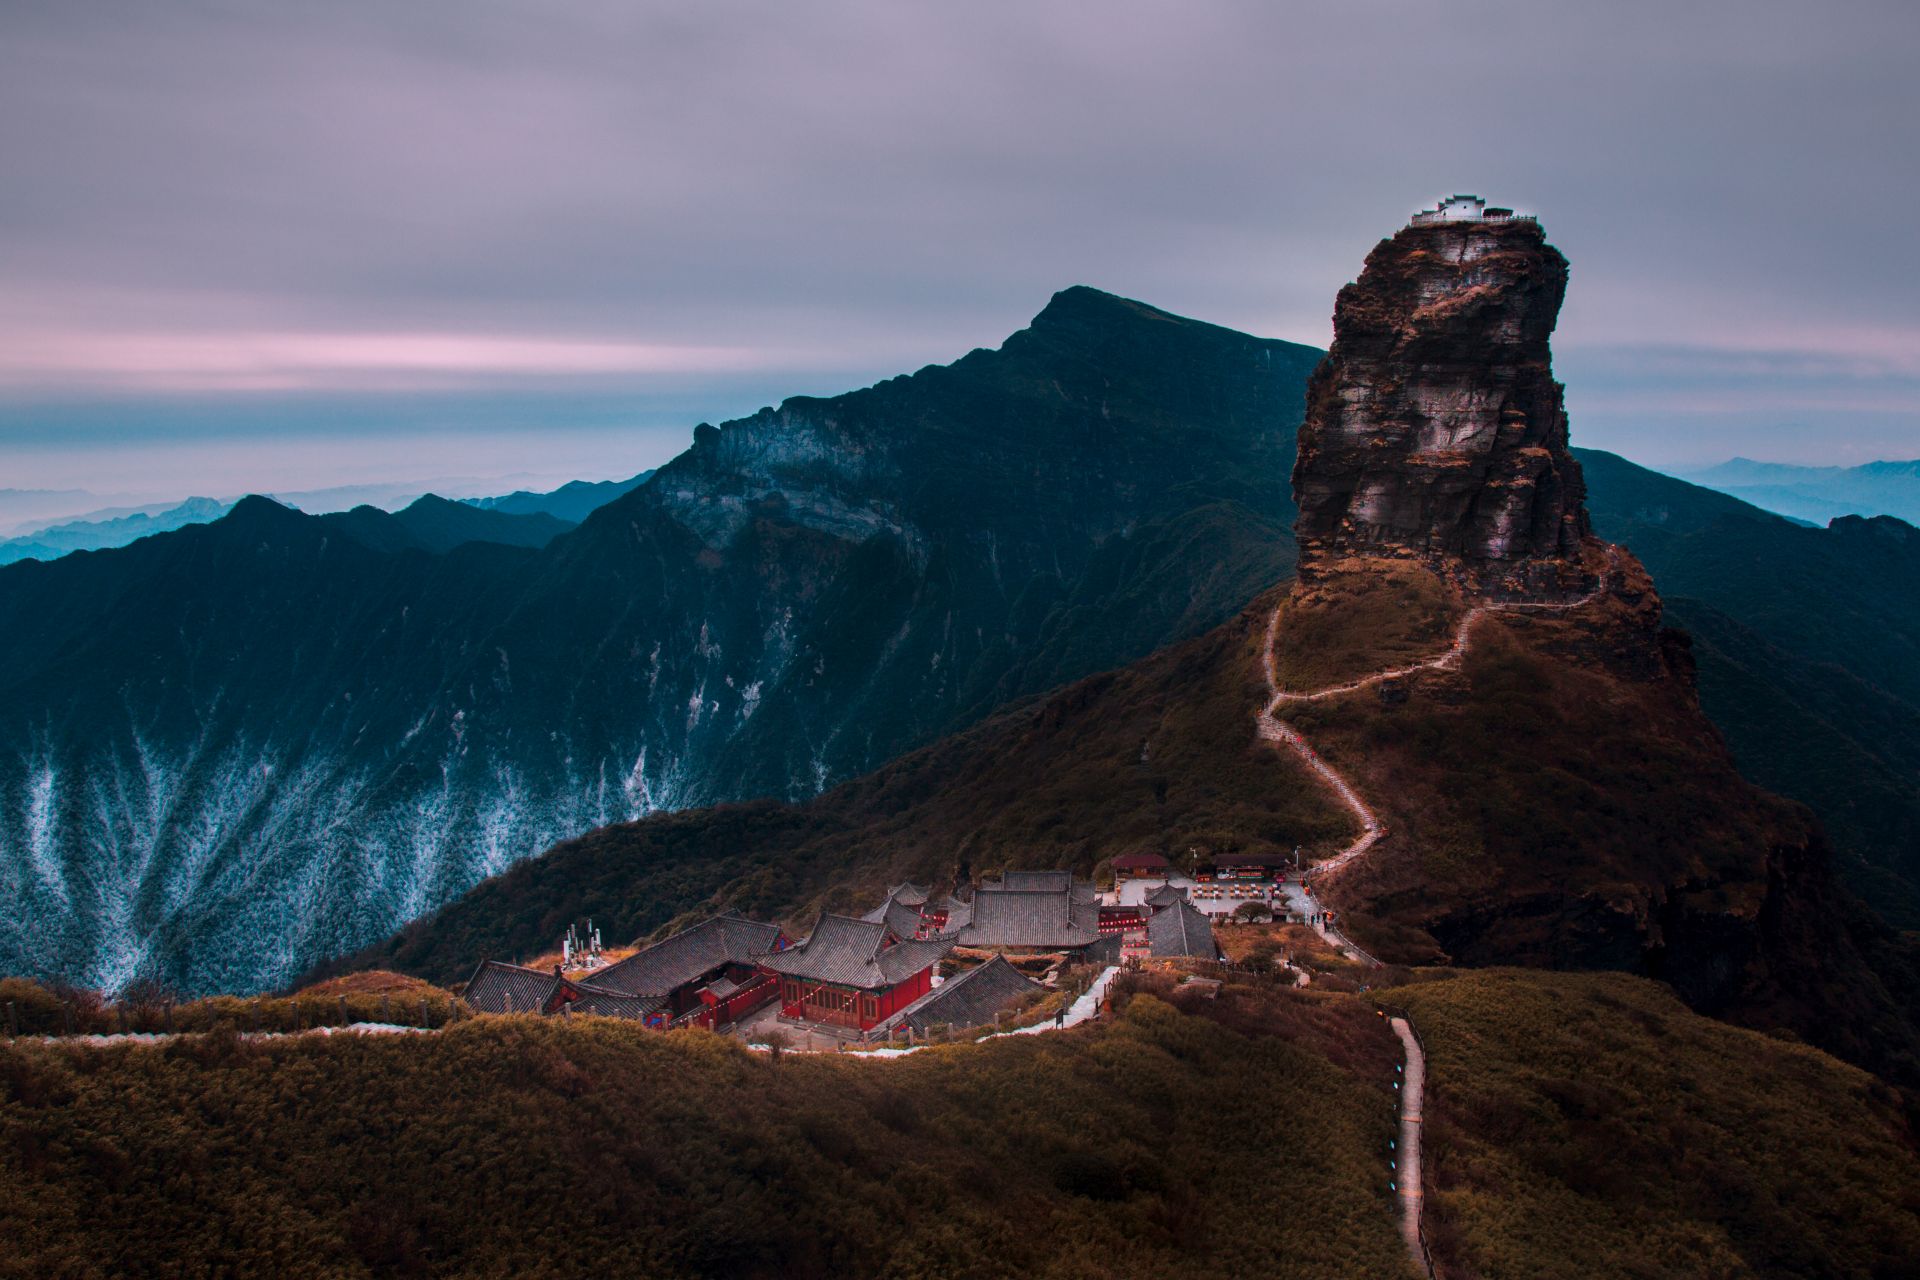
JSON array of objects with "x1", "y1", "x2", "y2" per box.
[{"x1": 1376, "y1": 1001, "x2": 1439, "y2": 1280}]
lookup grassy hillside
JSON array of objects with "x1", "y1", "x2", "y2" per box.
[
  {"x1": 4, "y1": 970, "x2": 1913, "y2": 1278},
  {"x1": 335, "y1": 595, "x2": 1351, "y2": 986},
  {"x1": 1270, "y1": 557, "x2": 1920, "y2": 1089},
  {"x1": 0, "y1": 985, "x2": 1412, "y2": 1280},
  {"x1": 1386, "y1": 969, "x2": 1920, "y2": 1280},
  {"x1": 335, "y1": 557, "x2": 1920, "y2": 1095}
]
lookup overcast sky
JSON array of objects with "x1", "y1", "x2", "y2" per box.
[{"x1": 3, "y1": 0, "x2": 1916, "y2": 498}]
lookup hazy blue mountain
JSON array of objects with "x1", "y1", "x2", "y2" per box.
[
  {"x1": 1679, "y1": 456, "x2": 1920, "y2": 526},
  {"x1": 0, "y1": 479, "x2": 592, "y2": 566},
  {"x1": 0, "y1": 488, "x2": 150, "y2": 536},
  {"x1": 0, "y1": 287, "x2": 1319, "y2": 995},
  {"x1": 319, "y1": 494, "x2": 575, "y2": 554},
  {"x1": 465, "y1": 471, "x2": 655, "y2": 523},
  {"x1": 0, "y1": 496, "x2": 232, "y2": 565}
]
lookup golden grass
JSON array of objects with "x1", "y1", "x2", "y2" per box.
[
  {"x1": 0, "y1": 982, "x2": 1412, "y2": 1280},
  {"x1": 1386, "y1": 969, "x2": 1920, "y2": 1279}
]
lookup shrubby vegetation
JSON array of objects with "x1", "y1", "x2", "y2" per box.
[
  {"x1": 1269, "y1": 565, "x2": 1920, "y2": 1091},
  {"x1": 1387, "y1": 969, "x2": 1920, "y2": 1280},
  {"x1": 328, "y1": 601, "x2": 1353, "y2": 988},
  {"x1": 0, "y1": 981, "x2": 1411, "y2": 1280},
  {"x1": 0, "y1": 973, "x2": 460, "y2": 1038},
  {"x1": 4, "y1": 966, "x2": 1913, "y2": 1277}
]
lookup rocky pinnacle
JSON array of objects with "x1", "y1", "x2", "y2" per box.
[{"x1": 1292, "y1": 210, "x2": 1594, "y2": 596}]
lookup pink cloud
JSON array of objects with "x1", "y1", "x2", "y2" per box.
[{"x1": 0, "y1": 329, "x2": 827, "y2": 392}]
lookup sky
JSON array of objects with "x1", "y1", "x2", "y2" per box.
[{"x1": 2, "y1": 0, "x2": 1917, "y2": 501}]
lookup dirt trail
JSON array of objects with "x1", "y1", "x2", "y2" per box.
[{"x1": 1257, "y1": 554, "x2": 1613, "y2": 1273}]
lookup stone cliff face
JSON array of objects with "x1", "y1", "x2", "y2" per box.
[
  {"x1": 1293, "y1": 215, "x2": 1593, "y2": 595},
  {"x1": 1277, "y1": 208, "x2": 1920, "y2": 1088}
]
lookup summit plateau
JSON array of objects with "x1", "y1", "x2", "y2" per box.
[{"x1": 1294, "y1": 195, "x2": 1593, "y2": 597}]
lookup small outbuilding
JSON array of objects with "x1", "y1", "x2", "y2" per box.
[
  {"x1": 1148, "y1": 899, "x2": 1221, "y2": 961},
  {"x1": 896, "y1": 955, "x2": 1044, "y2": 1036},
  {"x1": 1110, "y1": 852, "x2": 1172, "y2": 880}
]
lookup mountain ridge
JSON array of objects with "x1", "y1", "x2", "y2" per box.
[{"x1": 0, "y1": 286, "x2": 1320, "y2": 995}]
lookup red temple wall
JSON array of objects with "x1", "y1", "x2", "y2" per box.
[{"x1": 778, "y1": 963, "x2": 935, "y2": 1030}]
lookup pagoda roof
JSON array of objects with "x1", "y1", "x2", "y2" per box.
[
  {"x1": 997, "y1": 869, "x2": 1095, "y2": 904},
  {"x1": 565, "y1": 982, "x2": 662, "y2": 1020},
  {"x1": 956, "y1": 884, "x2": 1101, "y2": 949},
  {"x1": 1145, "y1": 883, "x2": 1189, "y2": 908},
  {"x1": 897, "y1": 955, "x2": 1043, "y2": 1035},
  {"x1": 463, "y1": 960, "x2": 566, "y2": 1014},
  {"x1": 884, "y1": 881, "x2": 930, "y2": 908},
  {"x1": 1148, "y1": 900, "x2": 1219, "y2": 959},
  {"x1": 588, "y1": 913, "x2": 785, "y2": 998},
  {"x1": 861, "y1": 893, "x2": 931, "y2": 941},
  {"x1": 758, "y1": 914, "x2": 954, "y2": 990}
]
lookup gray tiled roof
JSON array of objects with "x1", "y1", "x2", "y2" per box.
[
  {"x1": 862, "y1": 894, "x2": 928, "y2": 941},
  {"x1": 1083, "y1": 931, "x2": 1125, "y2": 968},
  {"x1": 1145, "y1": 884, "x2": 1189, "y2": 908},
  {"x1": 464, "y1": 961, "x2": 667, "y2": 1019},
  {"x1": 565, "y1": 983, "x2": 662, "y2": 1020},
  {"x1": 956, "y1": 886, "x2": 1102, "y2": 949},
  {"x1": 758, "y1": 913, "x2": 954, "y2": 990},
  {"x1": 1149, "y1": 899, "x2": 1219, "y2": 958},
  {"x1": 930, "y1": 894, "x2": 973, "y2": 930},
  {"x1": 588, "y1": 913, "x2": 785, "y2": 998},
  {"x1": 463, "y1": 960, "x2": 566, "y2": 1014},
  {"x1": 897, "y1": 955, "x2": 1043, "y2": 1034},
  {"x1": 997, "y1": 870, "x2": 1095, "y2": 905},
  {"x1": 885, "y1": 881, "x2": 930, "y2": 908}
]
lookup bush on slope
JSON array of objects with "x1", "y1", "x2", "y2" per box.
[
  {"x1": 1388, "y1": 969, "x2": 1920, "y2": 1280},
  {"x1": 0, "y1": 987, "x2": 1409, "y2": 1280}
]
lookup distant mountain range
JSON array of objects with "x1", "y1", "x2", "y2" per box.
[
  {"x1": 464, "y1": 471, "x2": 654, "y2": 523},
  {"x1": 0, "y1": 496, "x2": 233, "y2": 566},
  {"x1": 0, "y1": 487, "x2": 147, "y2": 534},
  {"x1": 1678, "y1": 457, "x2": 1920, "y2": 526},
  {"x1": 0, "y1": 472, "x2": 658, "y2": 566}
]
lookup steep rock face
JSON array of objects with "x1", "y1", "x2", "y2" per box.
[
  {"x1": 1273, "y1": 208, "x2": 1920, "y2": 1087},
  {"x1": 1293, "y1": 216, "x2": 1591, "y2": 595},
  {"x1": 0, "y1": 287, "x2": 1320, "y2": 995}
]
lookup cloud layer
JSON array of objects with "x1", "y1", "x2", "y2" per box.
[{"x1": 2, "y1": 0, "x2": 1916, "y2": 488}]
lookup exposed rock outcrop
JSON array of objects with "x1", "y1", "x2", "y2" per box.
[
  {"x1": 1293, "y1": 212, "x2": 1594, "y2": 596},
  {"x1": 1276, "y1": 204, "x2": 1920, "y2": 1090}
]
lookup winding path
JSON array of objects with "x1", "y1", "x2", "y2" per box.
[
  {"x1": 1259, "y1": 556, "x2": 1615, "y2": 924},
  {"x1": 1257, "y1": 554, "x2": 1613, "y2": 1275},
  {"x1": 1388, "y1": 1015, "x2": 1428, "y2": 1267}
]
